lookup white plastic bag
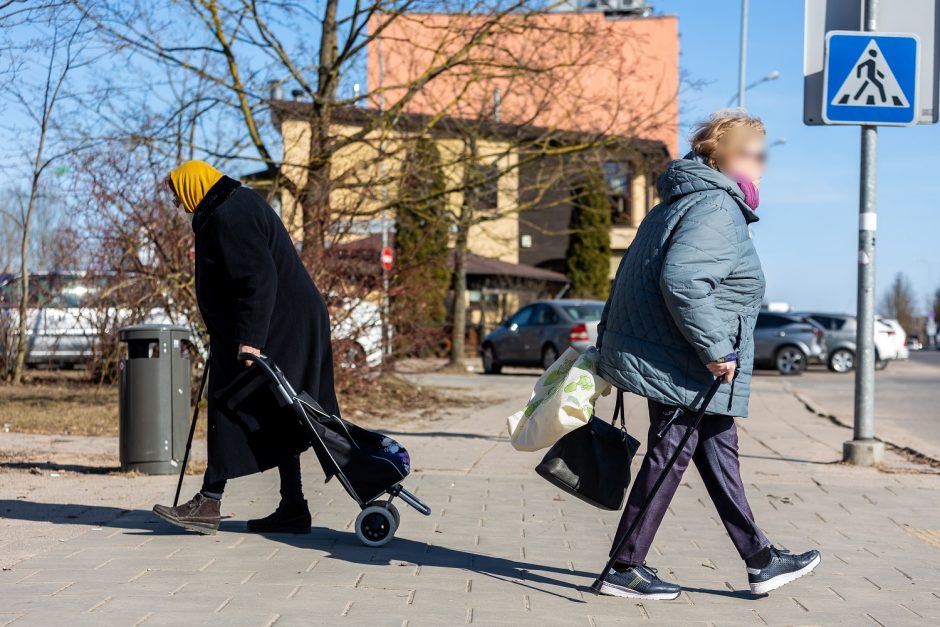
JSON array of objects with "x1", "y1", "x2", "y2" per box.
[{"x1": 507, "y1": 346, "x2": 611, "y2": 452}]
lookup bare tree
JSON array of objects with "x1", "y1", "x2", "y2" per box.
[
  {"x1": 0, "y1": 5, "x2": 90, "y2": 383},
  {"x1": 879, "y1": 272, "x2": 918, "y2": 334}
]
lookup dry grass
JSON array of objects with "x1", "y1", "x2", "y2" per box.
[
  {"x1": 0, "y1": 370, "x2": 121, "y2": 437},
  {"x1": 0, "y1": 369, "x2": 466, "y2": 438}
]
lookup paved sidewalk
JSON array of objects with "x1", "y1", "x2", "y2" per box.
[{"x1": 1, "y1": 373, "x2": 939, "y2": 626}]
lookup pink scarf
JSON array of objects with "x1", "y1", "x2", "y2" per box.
[{"x1": 732, "y1": 174, "x2": 759, "y2": 210}]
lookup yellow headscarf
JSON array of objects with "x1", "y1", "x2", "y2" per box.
[{"x1": 168, "y1": 160, "x2": 224, "y2": 213}]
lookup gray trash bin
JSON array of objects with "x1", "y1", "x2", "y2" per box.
[{"x1": 118, "y1": 324, "x2": 192, "y2": 474}]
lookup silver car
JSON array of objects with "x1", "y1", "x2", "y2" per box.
[
  {"x1": 753, "y1": 312, "x2": 828, "y2": 375},
  {"x1": 480, "y1": 299, "x2": 604, "y2": 373}
]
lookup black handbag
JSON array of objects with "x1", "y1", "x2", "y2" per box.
[{"x1": 535, "y1": 390, "x2": 640, "y2": 510}]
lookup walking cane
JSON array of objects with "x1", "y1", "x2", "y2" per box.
[
  {"x1": 589, "y1": 377, "x2": 724, "y2": 594},
  {"x1": 173, "y1": 355, "x2": 210, "y2": 507}
]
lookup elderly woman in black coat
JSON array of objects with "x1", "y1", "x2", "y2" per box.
[{"x1": 153, "y1": 160, "x2": 338, "y2": 535}]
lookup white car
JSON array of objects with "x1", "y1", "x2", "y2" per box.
[
  {"x1": 1, "y1": 273, "x2": 384, "y2": 369},
  {"x1": 877, "y1": 317, "x2": 909, "y2": 360},
  {"x1": 330, "y1": 297, "x2": 383, "y2": 368},
  {"x1": 0, "y1": 272, "x2": 179, "y2": 367}
]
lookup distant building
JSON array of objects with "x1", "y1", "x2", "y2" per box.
[
  {"x1": 364, "y1": 7, "x2": 679, "y2": 273},
  {"x1": 367, "y1": 8, "x2": 679, "y2": 155},
  {"x1": 265, "y1": 102, "x2": 668, "y2": 330}
]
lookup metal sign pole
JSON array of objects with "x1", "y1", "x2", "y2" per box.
[
  {"x1": 845, "y1": 0, "x2": 885, "y2": 466},
  {"x1": 738, "y1": 0, "x2": 749, "y2": 108}
]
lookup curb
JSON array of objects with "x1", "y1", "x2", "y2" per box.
[{"x1": 784, "y1": 384, "x2": 940, "y2": 470}]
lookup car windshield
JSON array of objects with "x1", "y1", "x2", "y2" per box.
[
  {"x1": 560, "y1": 303, "x2": 603, "y2": 321},
  {"x1": 0, "y1": 275, "x2": 106, "y2": 308}
]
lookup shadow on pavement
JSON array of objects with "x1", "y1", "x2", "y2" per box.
[
  {"x1": 0, "y1": 499, "x2": 134, "y2": 526},
  {"x1": 230, "y1": 525, "x2": 588, "y2": 602},
  {"x1": 0, "y1": 500, "x2": 586, "y2": 602},
  {"x1": 682, "y1": 586, "x2": 760, "y2": 600}
]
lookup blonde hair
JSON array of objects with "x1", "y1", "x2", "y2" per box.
[{"x1": 690, "y1": 110, "x2": 765, "y2": 169}]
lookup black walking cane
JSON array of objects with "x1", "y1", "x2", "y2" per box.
[
  {"x1": 589, "y1": 376, "x2": 724, "y2": 594},
  {"x1": 173, "y1": 356, "x2": 210, "y2": 507}
]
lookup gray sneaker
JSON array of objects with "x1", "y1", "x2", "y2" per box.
[
  {"x1": 747, "y1": 546, "x2": 821, "y2": 595},
  {"x1": 599, "y1": 564, "x2": 681, "y2": 600}
]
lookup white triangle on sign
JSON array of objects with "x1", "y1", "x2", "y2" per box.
[{"x1": 831, "y1": 39, "x2": 909, "y2": 108}]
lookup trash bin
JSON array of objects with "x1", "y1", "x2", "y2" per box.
[{"x1": 118, "y1": 324, "x2": 192, "y2": 474}]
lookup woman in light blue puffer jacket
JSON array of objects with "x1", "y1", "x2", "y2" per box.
[{"x1": 595, "y1": 111, "x2": 820, "y2": 600}]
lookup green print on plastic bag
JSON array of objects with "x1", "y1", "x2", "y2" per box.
[
  {"x1": 542, "y1": 369, "x2": 565, "y2": 388},
  {"x1": 522, "y1": 396, "x2": 544, "y2": 418},
  {"x1": 563, "y1": 374, "x2": 592, "y2": 393}
]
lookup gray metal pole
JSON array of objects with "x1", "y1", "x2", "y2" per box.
[
  {"x1": 378, "y1": 37, "x2": 391, "y2": 357},
  {"x1": 854, "y1": 124, "x2": 877, "y2": 439},
  {"x1": 845, "y1": 0, "x2": 884, "y2": 465},
  {"x1": 738, "y1": 0, "x2": 749, "y2": 108}
]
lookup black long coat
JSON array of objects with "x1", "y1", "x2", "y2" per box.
[{"x1": 192, "y1": 176, "x2": 339, "y2": 483}]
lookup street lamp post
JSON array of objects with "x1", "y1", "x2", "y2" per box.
[
  {"x1": 728, "y1": 70, "x2": 781, "y2": 108},
  {"x1": 737, "y1": 0, "x2": 749, "y2": 108}
]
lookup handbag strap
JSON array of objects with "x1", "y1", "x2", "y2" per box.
[{"x1": 610, "y1": 390, "x2": 626, "y2": 430}]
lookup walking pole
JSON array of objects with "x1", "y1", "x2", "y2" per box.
[
  {"x1": 173, "y1": 355, "x2": 210, "y2": 507},
  {"x1": 590, "y1": 377, "x2": 723, "y2": 594}
]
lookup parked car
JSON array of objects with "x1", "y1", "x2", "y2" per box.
[
  {"x1": 907, "y1": 335, "x2": 923, "y2": 351},
  {"x1": 480, "y1": 299, "x2": 604, "y2": 373},
  {"x1": 753, "y1": 312, "x2": 827, "y2": 375},
  {"x1": 0, "y1": 272, "x2": 383, "y2": 369},
  {"x1": 800, "y1": 312, "x2": 898, "y2": 373},
  {"x1": 878, "y1": 317, "x2": 909, "y2": 360},
  {"x1": 330, "y1": 297, "x2": 383, "y2": 368},
  {"x1": 0, "y1": 272, "x2": 139, "y2": 367}
]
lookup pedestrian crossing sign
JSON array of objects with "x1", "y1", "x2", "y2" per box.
[{"x1": 823, "y1": 31, "x2": 920, "y2": 126}]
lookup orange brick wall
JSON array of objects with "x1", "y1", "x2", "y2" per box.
[{"x1": 367, "y1": 12, "x2": 679, "y2": 156}]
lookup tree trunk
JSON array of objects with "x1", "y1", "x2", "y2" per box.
[
  {"x1": 12, "y1": 175, "x2": 40, "y2": 384},
  {"x1": 299, "y1": 0, "x2": 339, "y2": 259},
  {"x1": 448, "y1": 222, "x2": 469, "y2": 368}
]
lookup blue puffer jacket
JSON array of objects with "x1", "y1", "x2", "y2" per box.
[{"x1": 597, "y1": 152, "x2": 765, "y2": 417}]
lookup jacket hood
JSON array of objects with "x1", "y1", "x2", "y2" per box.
[{"x1": 657, "y1": 152, "x2": 759, "y2": 224}]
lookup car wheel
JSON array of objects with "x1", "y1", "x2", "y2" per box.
[
  {"x1": 541, "y1": 344, "x2": 559, "y2": 371},
  {"x1": 827, "y1": 348, "x2": 855, "y2": 373},
  {"x1": 333, "y1": 339, "x2": 367, "y2": 369},
  {"x1": 775, "y1": 346, "x2": 806, "y2": 375},
  {"x1": 481, "y1": 344, "x2": 502, "y2": 375}
]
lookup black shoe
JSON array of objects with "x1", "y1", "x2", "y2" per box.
[
  {"x1": 598, "y1": 564, "x2": 681, "y2": 600},
  {"x1": 246, "y1": 499, "x2": 312, "y2": 534},
  {"x1": 747, "y1": 546, "x2": 820, "y2": 595}
]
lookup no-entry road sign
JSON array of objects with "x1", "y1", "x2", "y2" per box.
[
  {"x1": 380, "y1": 247, "x2": 394, "y2": 271},
  {"x1": 823, "y1": 31, "x2": 920, "y2": 125}
]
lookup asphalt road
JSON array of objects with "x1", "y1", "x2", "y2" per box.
[{"x1": 775, "y1": 349, "x2": 940, "y2": 461}]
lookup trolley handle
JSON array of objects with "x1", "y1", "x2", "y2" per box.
[{"x1": 238, "y1": 352, "x2": 296, "y2": 405}]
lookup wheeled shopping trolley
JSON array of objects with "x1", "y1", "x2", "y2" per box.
[{"x1": 239, "y1": 353, "x2": 431, "y2": 546}]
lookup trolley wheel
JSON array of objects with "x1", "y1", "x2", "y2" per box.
[
  {"x1": 355, "y1": 505, "x2": 398, "y2": 547},
  {"x1": 370, "y1": 499, "x2": 401, "y2": 527}
]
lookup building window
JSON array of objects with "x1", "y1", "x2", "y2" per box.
[
  {"x1": 603, "y1": 161, "x2": 632, "y2": 225},
  {"x1": 469, "y1": 162, "x2": 499, "y2": 210}
]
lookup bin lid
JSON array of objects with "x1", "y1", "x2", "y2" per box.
[{"x1": 118, "y1": 323, "x2": 191, "y2": 342}]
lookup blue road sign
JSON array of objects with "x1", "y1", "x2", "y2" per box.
[{"x1": 823, "y1": 31, "x2": 920, "y2": 126}]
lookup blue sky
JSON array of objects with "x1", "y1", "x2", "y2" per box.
[{"x1": 655, "y1": 1, "x2": 940, "y2": 314}]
